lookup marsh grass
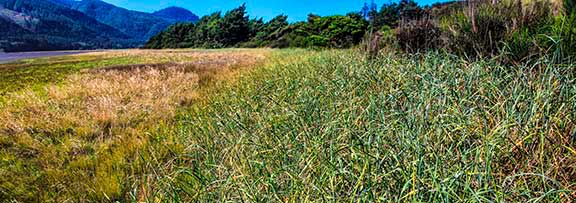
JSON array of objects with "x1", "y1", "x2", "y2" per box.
[
  {"x1": 0, "y1": 49, "x2": 270, "y2": 202},
  {"x1": 1, "y1": 49, "x2": 575, "y2": 202},
  {"x1": 0, "y1": 49, "x2": 268, "y2": 97},
  {"x1": 146, "y1": 50, "x2": 576, "y2": 202}
]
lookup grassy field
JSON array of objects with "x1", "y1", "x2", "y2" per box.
[{"x1": 1, "y1": 49, "x2": 575, "y2": 202}]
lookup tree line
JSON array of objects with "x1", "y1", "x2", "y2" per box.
[
  {"x1": 143, "y1": 0, "x2": 464, "y2": 49},
  {"x1": 143, "y1": 2, "x2": 421, "y2": 49},
  {"x1": 144, "y1": 0, "x2": 576, "y2": 63}
]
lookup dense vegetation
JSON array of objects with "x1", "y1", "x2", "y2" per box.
[
  {"x1": 144, "y1": 4, "x2": 369, "y2": 49},
  {"x1": 152, "y1": 50, "x2": 575, "y2": 202},
  {"x1": 2, "y1": 48, "x2": 574, "y2": 202},
  {"x1": 1, "y1": 0, "x2": 576, "y2": 202},
  {"x1": 146, "y1": 0, "x2": 576, "y2": 63}
]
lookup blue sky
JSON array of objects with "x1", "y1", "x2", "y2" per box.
[{"x1": 104, "y1": 0, "x2": 447, "y2": 22}]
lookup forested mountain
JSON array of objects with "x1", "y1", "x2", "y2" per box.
[
  {"x1": 0, "y1": 0, "x2": 136, "y2": 52},
  {"x1": 0, "y1": 0, "x2": 198, "y2": 51},
  {"x1": 60, "y1": 0, "x2": 198, "y2": 40},
  {"x1": 0, "y1": 17, "x2": 30, "y2": 35},
  {"x1": 153, "y1": 6, "x2": 199, "y2": 23}
]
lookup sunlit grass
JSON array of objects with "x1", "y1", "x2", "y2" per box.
[
  {"x1": 153, "y1": 50, "x2": 575, "y2": 202},
  {"x1": 1, "y1": 49, "x2": 574, "y2": 202},
  {"x1": 0, "y1": 49, "x2": 273, "y2": 201}
]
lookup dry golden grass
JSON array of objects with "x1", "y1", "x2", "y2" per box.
[
  {"x1": 3, "y1": 66, "x2": 198, "y2": 136},
  {"x1": 0, "y1": 49, "x2": 271, "y2": 201},
  {"x1": 1, "y1": 49, "x2": 269, "y2": 137}
]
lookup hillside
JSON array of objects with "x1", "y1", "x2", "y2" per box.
[
  {"x1": 153, "y1": 6, "x2": 199, "y2": 23},
  {"x1": 0, "y1": 0, "x2": 135, "y2": 51},
  {"x1": 0, "y1": 16, "x2": 30, "y2": 35},
  {"x1": 69, "y1": 0, "x2": 198, "y2": 40},
  {"x1": 0, "y1": 0, "x2": 199, "y2": 51}
]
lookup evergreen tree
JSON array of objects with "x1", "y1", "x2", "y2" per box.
[
  {"x1": 144, "y1": 4, "x2": 369, "y2": 49},
  {"x1": 220, "y1": 3, "x2": 250, "y2": 46}
]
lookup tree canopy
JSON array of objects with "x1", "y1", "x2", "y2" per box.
[{"x1": 144, "y1": 5, "x2": 370, "y2": 49}]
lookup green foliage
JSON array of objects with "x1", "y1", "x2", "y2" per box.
[
  {"x1": 372, "y1": 2, "x2": 401, "y2": 28},
  {"x1": 294, "y1": 14, "x2": 368, "y2": 48},
  {"x1": 159, "y1": 23, "x2": 196, "y2": 48},
  {"x1": 398, "y1": 0, "x2": 424, "y2": 21},
  {"x1": 219, "y1": 4, "x2": 251, "y2": 46},
  {"x1": 144, "y1": 5, "x2": 368, "y2": 49},
  {"x1": 302, "y1": 14, "x2": 368, "y2": 48},
  {"x1": 545, "y1": 14, "x2": 576, "y2": 62},
  {"x1": 252, "y1": 15, "x2": 290, "y2": 47},
  {"x1": 193, "y1": 12, "x2": 225, "y2": 48},
  {"x1": 433, "y1": 0, "x2": 565, "y2": 62},
  {"x1": 368, "y1": 0, "x2": 425, "y2": 30},
  {"x1": 144, "y1": 5, "x2": 252, "y2": 49},
  {"x1": 502, "y1": 28, "x2": 539, "y2": 62},
  {"x1": 149, "y1": 50, "x2": 575, "y2": 202},
  {"x1": 145, "y1": 0, "x2": 575, "y2": 62},
  {"x1": 304, "y1": 35, "x2": 329, "y2": 47}
]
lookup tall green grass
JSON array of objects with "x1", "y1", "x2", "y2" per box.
[
  {"x1": 1, "y1": 49, "x2": 574, "y2": 202},
  {"x1": 141, "y1": 50, "x2": 575, "y2": 202}
]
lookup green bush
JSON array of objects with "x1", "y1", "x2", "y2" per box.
[
  {"x1": 499, "y1": 0, "x2": 575, "y2": 63},
  {"x1": 305, "y1": 35, "x2": 330, "y2": 47},
  {"x1": 378, "y1": 25, "x2": 398, "y2": 50},
  {"x1": 438, "y1": 1, "x2": 556, "y2": 62}
]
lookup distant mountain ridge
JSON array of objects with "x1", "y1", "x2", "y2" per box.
[
  {"x1": 0, "y1": 0, "x2": 135, "y2": 51},
  {"x1": 153, "y1": 6, "x2": 199, "y2": 22},
  {"x1": 65, "y1": 0, "x2": 198, "y2": 40},
  {"x1": 0, "y1": 0, "x2": 198, "y2": 52}
]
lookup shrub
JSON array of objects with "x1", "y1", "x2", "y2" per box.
[
  {"x1": 395, "y1": 18, "x2": 441, "y2": 53},
  {"x1": 439, "y1": 1, "x2": 554, "y2": 61},
  {"x1": 305, "y1": 35, "x2": 330, "y2": 47},
  {"x1": 499, "y1": 0, "x2": 575, "y2": 63},
  {"x1": 497, "y1": 1, "x2": 553, "y2": 63},
  {"x1": 444, "y1": 7, "x2": 507, "y2": 58}
]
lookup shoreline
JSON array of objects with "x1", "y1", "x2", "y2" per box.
[{"x1": 0, "y1": 50, "x2": 99, "y2": 63}]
